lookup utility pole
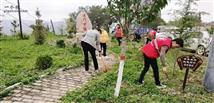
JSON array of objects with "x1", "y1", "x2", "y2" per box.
[
  {"x1": 50, "y1": 19, "x2": 55, "y2": 35},
  {"x1": 17, "y1": 0, "x2": 23, "y2": 39}
]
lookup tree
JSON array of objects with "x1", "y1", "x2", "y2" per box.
[
  {"x1": 107, "y1": 0, "x2": 168, "y2": 35},
  {"x1": 31, "y1": 8, "x2": 47, "y2": 45},
  {"x1": 147, "y1": 16, "x2": 166, "y2": 28},
  {"x1": 0, "y1": 20, "x2": 2, "y2": 36},
  {"x1": 66, "y1": 13, "x2": 77, "y2": 36},
  {"x1": 59, "y1": 25, "x2": 64, "y2": 35},
  {"x1": 169, "y1": 0, "x2": 208, "y2": 36},
  {"x1": 72, "y1": 6, "x2": 111, "y2": 29},
  {"x1": 10, "y1": 20, "x2": 19, "y2": 35},
  {"x1": 106, "y1": 0, "x2": 168, "y2": 61},
  {"x1": 207, "y1": 25, "x2": 214, "y2": 35},
  {"x1": 87, "y1": 6, "x2": 111, "y2": 28},
  {"x1": 46, "y1": 24, "x2": 50, "y2": 32}
]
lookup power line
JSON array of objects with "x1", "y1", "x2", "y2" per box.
[
  {"x1": 3, "y1": 0, "x2": 37, "y2": 19},
  {"x1": 4, "y1": 0, "x2": 14, "y2": 5},
  {"x1": 3, "y1": 11, "x2": 32, "y2": 28}
]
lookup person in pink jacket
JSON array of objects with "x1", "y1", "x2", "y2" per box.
[{"x1": 115, "y1": 24, "x2": 123, "y2": 46}]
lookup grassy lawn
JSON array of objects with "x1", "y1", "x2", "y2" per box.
[
  {"x1": 0, "y1": 34, "x2": 83, "y2": 92},
  {"x1": 62, "y1": 40, "x2": 213, "y2": 103}
]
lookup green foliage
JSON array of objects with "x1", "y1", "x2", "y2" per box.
[
  {"x1": 87, "y1": 6, "x2": 111, "y2": 28},
  {"x1": 66, "y1": 16, "x2": 76, "y2": 35},
  {"x1": 62, "y1": 42, "x2": 213, "y2": 102},
  {"x1": 31, "y1": 20, "x2": 47, "y2": 45},
  {"x1": 35, "y1": 55, "x2": 53, "y2": 70},
  {"x1": 147, "y1": 16, "x2": 166, "y2": 28},
  {"x1": 31, "y1": 8, "x2": 47, "y2": 44},
  {"x1": 207, "y1": 25, "x2": 214, "y2": 35},
  {"x1": 56, "y1": 40, "x2": 66, "y2": 48},
  {"x1": 107, "y1": 0, "x2": 168, "y2": 34},
  {"x1": 69, "y1": 43, "x2": 82, "y2": 54},
  {"x1": 0, "y1": 36, "x2": 83, "y2": 92},
  {"x1": 10, "y1": 20, "x2": 19, "y2": 35},
  {"x1": 169, "y1": 0, "x2": 205, "y2": 35}
]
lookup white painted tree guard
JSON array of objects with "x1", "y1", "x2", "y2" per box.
[{"x1": 114, "y1": 60, "x2": 125, "y2": 97}]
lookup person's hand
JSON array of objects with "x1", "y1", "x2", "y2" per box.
[
  {"x1": 162, "y1": 66, "x2": 169, "y2": 79},
  {"x1": 138, "y1": 47, "x2": 141, "y2": 51},
  {"x1": 162, "y1": 66, "x2": 168, "y2": 73},
  {"x1": 98, "y1": 51, "x2": 102, "y2": 57}
]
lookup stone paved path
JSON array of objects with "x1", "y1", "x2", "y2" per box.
[{"x1": 1, "y1": 55, "x2": 116, "y2": 103}]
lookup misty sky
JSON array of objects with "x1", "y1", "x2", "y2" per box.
[{"x1": 0, "y1": 0, "x2": 213, "y2": 22}]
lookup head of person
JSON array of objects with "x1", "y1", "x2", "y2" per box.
[
  {"x1": 149, "y1": 29, "x2": 156, "y2": 39},
  {"x1": 171, "y1": 38, "x2": 184, "y2": 49},
  {"x1": 116, "y1": 24, "x2": 120, "y2": 29},
  {"x1": 96, "y1": 28, "x2": 102, "y2": 34}
]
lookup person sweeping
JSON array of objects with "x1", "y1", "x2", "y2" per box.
[
  {"x1": 138, "y1": 37, "x2": 184, "y2": 88},
  {"x1": 81, "y1": 28, "x2": 101, "y2": 72}
]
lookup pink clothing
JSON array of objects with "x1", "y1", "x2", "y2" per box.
[
  {"x1": 115, "y1": 28, "x2": 123, "y2": 38},
  {"x1": 142, "y1": 38, "x2": 172, "y2": 59}
]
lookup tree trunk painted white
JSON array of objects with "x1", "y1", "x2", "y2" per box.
[
  {"x1": 204, "y1": 35, "x2": 214, "y2": 92},
  {"x1": 114, "y1": 40, "x2": 127, "y2": 97},
  {"x1": 114, "y1": 60, "x2": 125, "y2": 97}
]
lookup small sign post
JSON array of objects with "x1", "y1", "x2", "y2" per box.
[{"x1": 177, "y1": 55, "x2": 203, "y2": 91}]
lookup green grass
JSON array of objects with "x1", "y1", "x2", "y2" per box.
[
  {"x1": 62, "y1": 41, "x2": 213, "y2": 103},
  {"x1": 0, "y1": 34, "x2": 83, "y2": 92}
]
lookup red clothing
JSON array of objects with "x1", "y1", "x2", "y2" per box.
[
  {"x1": 115, "y1": 28, "x2": 123, "y2": 38},
  {"x1": 142, "y1": 38, "x2": 172, "y2": 59},
  {"x1": 149, "y1": 30, "x2": 156, "y2": 39}
]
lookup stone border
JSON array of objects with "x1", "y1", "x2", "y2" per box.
[{"x1": 0, "y1": 66, "x2": 75, "y2": 98}]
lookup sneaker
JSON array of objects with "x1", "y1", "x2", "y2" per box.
[
  {"x1": 95, "y1": 70, "x2": 99, "y2": 74},
  {"x1": 86, "y1": 70, "x2": 93, "y2": 74},
  {"x1": 156, "y1": 84, "x2": 166, "y2": 89},
  {"x1": 139, "y1": 80, "x2": 145, "y2": 85}
]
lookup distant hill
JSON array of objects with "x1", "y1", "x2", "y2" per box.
[{"x1": 2, "y1": 20, "x2": 66, "y2": 35}]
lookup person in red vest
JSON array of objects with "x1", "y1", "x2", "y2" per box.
[
  {"x1": 139, "y1": 37, "x2": 184, "y2": 88},
  {"x1": 115, "y1": 24, "x2": 123, "y2": 46}
]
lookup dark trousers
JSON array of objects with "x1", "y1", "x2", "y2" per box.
[
  {"x1": 116, "y1": 37, "x2": 122, "y2": 46},
  {"x1": 100, "y1": 43, "x2": 107, "y2": 56},
  {"x1": 81, "y1": 41, "x2": 98, "y2": 71},
  {"x1": 139, "y1": 54, "x2": 161, "y2": 85}
]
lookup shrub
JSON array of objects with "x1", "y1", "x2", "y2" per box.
[
  {"x1": 31, "y1": 20, "x2": 47, "y2": 45},
  {"x1": 69, "y1": 43, "x2": 82, "y2": 54},
  {"x1": 35, "y1": 55, "x2": 53, "y2": 70},
  {"x1": 67, "y1": 34, "x2": 74, "y2": 38},
  {"x1": 56, "y1": 40, "x2": 65, "y2": 48}
]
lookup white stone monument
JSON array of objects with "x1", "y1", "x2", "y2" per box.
[
  {"x1": 69, "y1": 11, "x2": 92, "y2": 44},
  {"x1": 76, "y1": 11, "x2": 92, "y2": 33}
]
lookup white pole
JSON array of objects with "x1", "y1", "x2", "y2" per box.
[
  {"x1": 114, "y1": 39, "x2": 126, "y2": 97},
  {"x1": 114, "y1": 60, "x2": 125, "y2": 97}
]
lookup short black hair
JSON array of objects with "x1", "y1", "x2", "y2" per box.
[
  {"x1": 96, "y1": 28, "x2": 102, "y2": 34},
  {"x1": 172, "y1": 38, "x2": 184, "y2": 47}
]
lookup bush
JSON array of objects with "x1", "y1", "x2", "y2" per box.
[
  {"x1": 31, "y1": 20, "x2": 47, "y2": 45},
  {"x1": 67, "y1": 34, "x2": 73, "y2": 38},
  {"x1": 69, "y1": 43, "x2": 82, "y2": 54},
  {"x1": 35, "y1": 55, "x2": 53, "y2": 70},
  {"x1": 56, "y1": 40, "x2": 66, "y2": 48}
]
